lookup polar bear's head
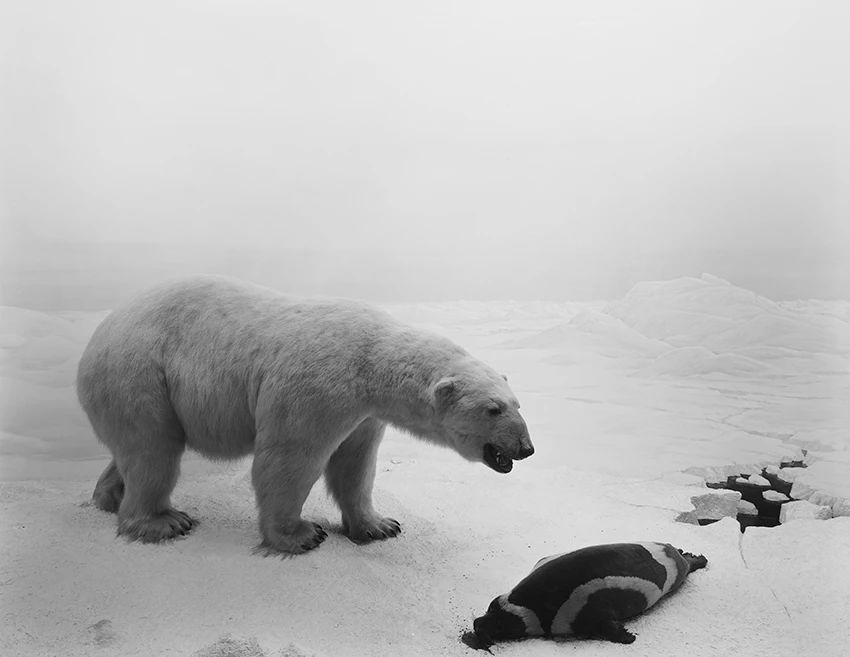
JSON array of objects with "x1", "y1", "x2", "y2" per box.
[{"x1": 430, "y1": 365, "x2": 534, "y2": 473}]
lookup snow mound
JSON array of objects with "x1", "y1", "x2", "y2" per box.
[
  {"x1": 503, "y1": 274, "x2": 849, "y2": 379},
  {"x1": 608, "y1": 274, "x2": 850, "y2": 355},
  {"x1": 603, "y1": 275, "x2": 850, "y2": 378},
  {"x1": 707, "y1": 312, "x2": 849, "y2": 355},
  {"x1": 566, "y1": 310, "x2": 671, "y2": 354},
  {"x1": 606, "y1": 274, "x2": 772, "y2": 344},
  {"x1": 640, "y1": 346, "x2": 773, "y2": 377},
  {"x1": 506, "y1": 310, "x2": 669, "y2": 361}
]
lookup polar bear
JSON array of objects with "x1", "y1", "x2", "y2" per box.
[{"x1": 77, "y1": 276, "x2": 534, "y2": 555}]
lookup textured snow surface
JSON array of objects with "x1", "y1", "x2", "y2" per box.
[{"x1": 1, "y1": 275, "x2": 848, "y2": 656}]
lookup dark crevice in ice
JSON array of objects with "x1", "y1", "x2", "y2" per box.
[{"x1": 700, "y1": 455, "x2": 807, "y2": 532}]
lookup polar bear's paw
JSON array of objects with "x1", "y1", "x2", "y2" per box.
[
  {"x1": 118, "y1": 508, "x2": 198, "y2": 543},
  {"x1": 343, "y1": 515, "x2": 402, "y2": 544},
  {"x1": 256, "y1": 520, "x2": 328, "y2": 556}
]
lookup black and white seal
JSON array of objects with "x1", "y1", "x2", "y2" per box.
[{"x1": 465, "y1": 542, "x2": 707, "y2": 649}]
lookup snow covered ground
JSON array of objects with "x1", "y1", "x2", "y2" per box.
[{"x1": 2, "y1": 274, "x2": 848, "y2": 656}]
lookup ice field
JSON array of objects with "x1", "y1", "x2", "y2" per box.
[{"x1": 1, "y1": 274, "x2": 848, "y2": 656}]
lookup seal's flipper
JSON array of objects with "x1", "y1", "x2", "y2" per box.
[
  {"x1": 677, "y1": 549, "x2": 708, "y2": 572},
  {"x1": 595, "y1": 620, "x2": 636, "y2": 644}
]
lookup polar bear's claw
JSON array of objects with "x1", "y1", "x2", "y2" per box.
[
  {"x1": 118, "y1": 508, "x2": 198, "y2": 543},
  {"x1": 254, "y1": 519, "x2": 329, "y2": 555},
  {"x1": 299, "y1": 523, "x2": 328, "y2": 551},
  {"x1": 346, "y1": 515, "x2": 402, "y2": 544}
]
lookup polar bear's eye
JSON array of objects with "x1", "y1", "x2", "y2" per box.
[{"x1": 487, "y1": 405, "x2": 502, "y2": 416}]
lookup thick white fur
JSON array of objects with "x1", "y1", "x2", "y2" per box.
[{"x1": 77, "y1": 276, "x2": 532, "y2": 554}]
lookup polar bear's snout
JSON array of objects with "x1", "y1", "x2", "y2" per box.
[
  {"x1": 518, "y1": 443, "x2": 535, "y2": 459},
  {"x1": 511, "y1": 416, "x2": 535, "y2": 459},
  {"x1": 483, "y1": 416, "x2": 534, "y2": 473}
]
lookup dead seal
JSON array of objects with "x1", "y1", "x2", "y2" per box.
[{"x1": 464, "y1": 542, "x2": 707, "y2": 649}]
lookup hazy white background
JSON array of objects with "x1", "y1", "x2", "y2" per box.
[
  {"x1": 2, "y1": 0, "x2": 848, "y2": 307},
  {"x1": 3, "y1": 5, "x2": 850, "y2": 656}
]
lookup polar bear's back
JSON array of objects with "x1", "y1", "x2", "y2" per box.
[
  {"x1": 115, "y1": 275, "x2": 388, "y2": 335},
  {"x1": 76, "y1": 276, "x2": 401, "y2": 457},
  {"x1": 86, "y1": 275, "x2": 396, "y2": 360}
]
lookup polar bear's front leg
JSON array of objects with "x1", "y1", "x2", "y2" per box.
[
  {"x1": 325, "y1": 417, "x2": 401, "y2": 544},
  {"x1": 251, "y1": 437, "x2": 328, "y2": 555}
]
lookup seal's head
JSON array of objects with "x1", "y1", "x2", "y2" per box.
[{"x1": 466, "y1": 596, "x2": 528, "y2": 649}]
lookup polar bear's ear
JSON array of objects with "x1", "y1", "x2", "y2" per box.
[
  {"x1": 501, "y1": 374, "x2": 508, "y2": 382},
  {"x1": 432, "y1": 377, "x2": 460, "y2": 410}
]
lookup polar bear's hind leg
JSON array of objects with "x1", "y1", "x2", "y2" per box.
[
  {"x1": 92, "y1": 459, "x2": 124, "y2": 513},
  {"x1": 113, "y1": 426, "x2": 197, "y2": 543}
]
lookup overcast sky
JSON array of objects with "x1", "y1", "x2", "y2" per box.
[{"x1": 3, "y1": 0, "x2": 849, "y2": 303}]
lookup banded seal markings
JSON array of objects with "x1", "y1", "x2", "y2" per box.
[{"x1": 464, "y1": 542, "x2": 707, "y2": 649}]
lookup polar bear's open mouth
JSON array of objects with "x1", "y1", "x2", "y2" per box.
[{"x1": 483, "y1": 443, "x2": 513, "y2": 473}]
